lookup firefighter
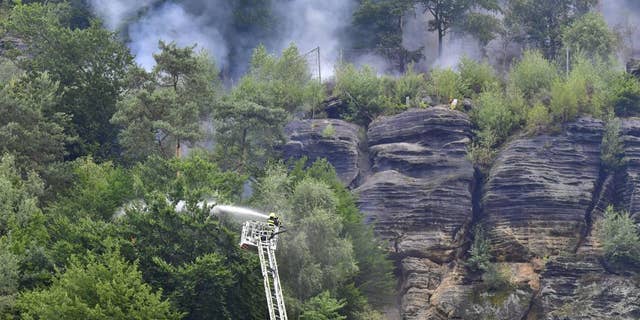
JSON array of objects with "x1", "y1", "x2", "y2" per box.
[{"x1": 267, "y1": 212, "x2": 280, "y2": 228}]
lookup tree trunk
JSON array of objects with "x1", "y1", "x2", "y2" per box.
[{"x1": 438, "y1": 28, "x2": 444, "y2": 58}]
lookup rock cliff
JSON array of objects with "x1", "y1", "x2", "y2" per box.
[{"x1": 283, "y1": 109, "x2": 640, "y2": 320}]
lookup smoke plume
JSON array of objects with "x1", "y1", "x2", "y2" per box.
[
  {"x1": 89, "y1": 0, "x2": 357, "y2": 76},
  {"x1": 599, "y1": 0, "x2": 640, "y2": 59}
]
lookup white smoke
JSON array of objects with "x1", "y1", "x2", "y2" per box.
[
  {"x1": 128, "y1": 3, "x2": 229, "y2": 69},
  {"x1": 599, "y1": 0, "x2": 640, "y2": 59},
  {"x1": 88, "y1": 0, "x2": 155, "y2": 30},
  {"x1": 273, "y1": 0, "x2": 357, "y2": 78},
  {"x1": 90, "y1": 0, "x2": 230, "y2": 70}
]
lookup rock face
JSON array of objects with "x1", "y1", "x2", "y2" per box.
[
  {"x1": 483, "y1": 118, "x2": 604, "y2": 261},
  {"x1": 355, "y1": 107, "x2": 475, "y2": 318},
  {"x1": 282, "y1": 111, "x2": 640, "y2": 319},
  {"x1": 283, "y1": 119, "x2": 362, "y2": 186}
]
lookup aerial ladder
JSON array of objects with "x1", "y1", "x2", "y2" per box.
[{"x1": 239, "y1": 220, "x2": 288, "y2": 320}]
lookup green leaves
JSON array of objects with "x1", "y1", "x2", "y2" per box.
[
  {"x1": 112, "y1": 42, "x2": 219, "y2": 162},
  {"x1": 599, "y1": 206, "x2": 640, "y2": 269},
  {"x1": 562, "y1": 12, "x2": 618, "y2": 61},
  {"x1": 17, "y1": 250, "x2": 182, "y2": 320}
]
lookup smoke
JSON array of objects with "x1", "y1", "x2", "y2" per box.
[
  {"x1": 89, "y1": 0, "x2": 357, "y2": 76},
  {"x1": 599, "y1": 0, "x2": 640, "y2": 58},
  {"x1": 89, "y1": 0, "x2": 231, "y2": 70},
  {"x1": 273, "y1": 0, "x2": 357, "y2": 77},
  {"x1": 402, "y1": 5, "x2": 483, "y2": 71}
]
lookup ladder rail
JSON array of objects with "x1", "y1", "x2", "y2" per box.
[
  {"x1": 257, "y1": 241, "x2": 277, "y2": 320},
  {"x1": 266, "y1": 242, "x2": 287, "y2": 320}
]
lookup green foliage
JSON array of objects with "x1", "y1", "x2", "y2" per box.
[
  {"x1": 466, "y1": 225, "x2": 491, "y2": 272},
  {"x1": 120, "y1": 196, "x2": 266, "y2": 320},
  {"x1": 391, "y1": 64, "x2": 428, "y2": 109},
  {"x1": 599, "y1": 206, "x2": 640, "y2": 268},
  {"x1": 458, "y1": 57, "x2": 499, "y2": 97},
  {"x1": 351, "y1": 0, "x2": 422, "y2": 70},
  {"x1": 420, "y1": 0, "x2": 501, "y2": 56},
  {"x1": 473, "y1": 88, "x2": 520, "y2": 146},
  {"x1": 549, "y1": 78, "x2": 580, "y2": 123},
  {"x1": 322, "y1": 123, "x2": 336, "y2": 138},
  {"x1": 17, "y1": 250, "x2": 181, "y2": 319},
  {"x1": 506, "y1": 0, "x2": 597, "y2": 58},
  {"x1": 608, "y1": 74, "x2": 640, "y2": 117},
  {"x1": 562, "y1": 12, "x2": 618, "y2": 61},
  {"x1": 508, "y1": 50, "x2": 558, "y2": 102},
  {"x1": 132, "y1": 153, "x2": 245, "y2": 204},
  {"x1": 525, "y1": 103, "x2": 551, "y2": 134},
  {"x1": 112, "y1": 42, "x2": 219, "y2": 162},
  {"x1": 482, "y1": 264, "x2": 512, "y2": 292},
  {"x1": 7, "y1": 2, "x2": 133, "y2": 160},
  {"x1": 334, "y1": 63, "x2": 385, "y2": 126},
  {"x1": 233, "y1": 44, "x2": 324, "y2": 113},
  {"x1": 213, "y1": 98, "x2": 288, "y2": 173},
  {"x1": 0, "y1": 72, "x2": 73, "y2": 172},
  {"x1": 428, "y1": 67, "x2": 464, "y2": 103},
  {"x1": 253, "y1": 160, "x2": 394, "y2": 316},
  {"x1": 300, "y1": 291, "x2": 347, "y2": 320},
  {"x1": 601, "y1": 118, "x2": 626, "y2": 173}
]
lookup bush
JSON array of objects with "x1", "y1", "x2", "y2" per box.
[
  {"x1": 459, "y1": 57, "x2": 499, "y2": 97},
  {"x1": 601, "y1": 117, "x2": 626, "y2": 172},
  {"x1": 525, "y1": 103, "x2": 551, "y2": 133},
  {"x1": 473, "y1": 88, "x2": 520, "y2": 146},
  {"x1": 428, "y1": 68, "x2": 464, "y2": 103},
  {"x1": 599, "y1": 206, "x2": 640, "y2": 268},
  {"x1": 609, "y1": 74, "x2": 640, "y2": 117},
  {"x1": 482, "y1": 264, "x2": 512, "y2": 291},
  {"x1": 467, "y1": 225, "x2": 491, "y2": 272},
  {"x1": 508, "y1": 50, "x2": 558, "y2": 102},
  {"x1": 392, "y1": 64, "x2": 428, "y2": 109},
  {"x1": 549, "y1": 78, "x2": 580, "y2": 123},
  {"x1": 334, "y1": 63, "x2": 384, "y2": 126}
]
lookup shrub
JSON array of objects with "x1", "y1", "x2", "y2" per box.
[
  {"x1": 428, "y1": 68, "x2": 464, "y2": 103},
  {"x1": 334, "y1": 63, "x2": 384, "y2": 126},
  {"x1": 322, "y1": 123, "x2": 336, "y2": 138},
  {"x1": 525, "y1": 103, "x2": 551, "y2": 133},
  {"x1": 392, "y1": 64, "x2": 427, "y2": 109},
  {"x1": 467, "y1": 225, "x2": 491, "y2": 272},
  {"x1": 473, "y1": 88, "x2": 520, "y2": 146},
  {"x1": 609, "y1": 74, "x2": 640, "y2": 117},
  {"x1": 459, "y1": 57, "x2": 499, "y2": 97},
  {"x1": 601, "y1": 117, "x2": 626, "y2": 172},
  {"x1": 599, "y1": 206, "x2": 640, "y2": 268},
  {"x1": 482, "y1": 264, "x2": 512, "y2": 291},
  {"x1": 508, "y1": 50, "x2": 558, "y2": 102},
  {"x1": 549, "y1": 78, "x2": 580, "y2": 123}
]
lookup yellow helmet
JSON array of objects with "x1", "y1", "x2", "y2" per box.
[{"x1": 269, "y1": 212, "x2": 276, "y2": 218}]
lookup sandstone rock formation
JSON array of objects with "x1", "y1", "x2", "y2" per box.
[
  {"x1": 283, "y1": 119, "x2": 362, "y2": 186},
  {"x1": 483, "y1": 117, "x2": 605, "y2": 261},
  {"x1": 283, "y1": 111, "x2": 640, "y2": 319},
  {"x1": 355, "y1": 107, "x2": 474, "y2": 319}
]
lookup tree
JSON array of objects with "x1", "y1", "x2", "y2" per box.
[
  {"x1": 333, "y1": 63, "x2": 385, "y2": 126},
  {"x1": 420, "y1": 0, "x2": 500, "y2": 57},
  {"x1": 112, "y1": 42, "x2": 219, "y2": 162},
  {"x1": 0, "y1": 72, "x2": 73, "y2": 172},
  {"x1": 7, "y1": 3, "x2": 134, "y2": 160},
  {"x1": 351, "y1": 0, "x2": 422, "y2": 71},
  {"x1": 300, "y1": 291, "x2": 347, "y2": 320},
  {"x1": 213, "y1": 99, "x2": 288, "y2": 173},
  {"x1": 506, "y1": 0, "x2": 596, "y2": 58},
  {"x1": 599, "y1": 206, "x2": 640, "y2": 268},
  {"x1": 562, "y1": 12, "x2": 618, "y2": 61},
  {"x1": 17, "y1": 250, "x2": 182, "y2": 319},
  {"x1": 507, "y1": 50, "x2": 558, "y2": 102},
  {"x1": 601, "y1": 117, "x2": 626, "y2": 173}
]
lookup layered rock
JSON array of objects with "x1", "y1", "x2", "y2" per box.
[
  {"x1": 539, "y1": 256, "x2": 640, "y2": 320},
  {"x1": 483, "y1": 117, "x2": 605, "y2": 261},
  {"x1": 354, "y1": 107, "x2": 474, "y2": 318},
  {"x1": 619, "y1": 118, "x2": 640, "y2": 220},
  {"x1": 283, "y1": 119, "x2": 362, "y2": 186}
]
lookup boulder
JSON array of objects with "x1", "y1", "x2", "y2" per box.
[
  {"x1": 482, "y1": 117, "x2": 604, "y2": 261},
  {"x1": 283, "y1": 119, "x2": 362, "y2": 186}
]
